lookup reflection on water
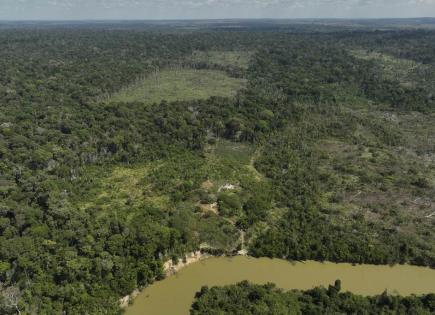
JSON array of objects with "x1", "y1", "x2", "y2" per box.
[{"x1": 126, "y1": 256, "x2": 435, "y2": 315}]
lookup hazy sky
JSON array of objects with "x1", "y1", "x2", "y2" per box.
[{"x1": 1, "y1": 0, "x2": 434, "y2": 20}]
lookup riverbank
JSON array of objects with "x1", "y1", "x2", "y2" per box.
[
  {"x1": 163, "y1": 251, "x2": 212, "y2": 277},
  {"x1": 120, "y1": 251, "x2": 213, "y2": 308},
  {"x1": 119, "y1": 289, "x2": 140, "y2": 309}
]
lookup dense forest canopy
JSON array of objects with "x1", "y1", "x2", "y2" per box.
[
  {"x1": 0, "y1": 20, "x2": 434, "y2": 314},
  {"x1": 190, "y1": 281, "x2": 435, "y2": 315}
]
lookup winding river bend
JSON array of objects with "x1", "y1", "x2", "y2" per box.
[{"x1": 125, "y1": 256, "x2": 435, "y2": 315}]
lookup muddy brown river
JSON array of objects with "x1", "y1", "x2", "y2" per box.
[{"x1": 125, "y1": 256, "x2": 435, "y2": 315}]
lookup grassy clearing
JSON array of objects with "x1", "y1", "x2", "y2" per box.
[
  {"x1": 74, "y1": 143, "x2": 257, "y2": 252},
  {"x1": 350, "y1": 49, "x2": 429, "y2": 88},
  {"x1": 212, "y1": 139, "x2": 255, "y2": 166},
  {"x1": 77, "y1": 164, "x2": 172, "y2": 220},
  {"x1": 190, "y1": 50, "x2": 253, "y2": 69},
  {"x1": 108, "y1": 69, "x2": 246, "y2": 103},
  {"x1": 204, "y1": 139, "x2": 261, "y2": 188}
]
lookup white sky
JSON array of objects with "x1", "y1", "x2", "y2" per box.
[{"x1": 0, "y1": 0, "x2": 434, "y2": 20}]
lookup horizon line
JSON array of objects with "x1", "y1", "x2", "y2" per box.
[{"x1": 1, "y1": 17, "x2": 435, "y2": 22}]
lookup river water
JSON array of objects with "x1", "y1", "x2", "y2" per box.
[{"x1": 125, "y1": 256, "x2": 435, "y2": 315}]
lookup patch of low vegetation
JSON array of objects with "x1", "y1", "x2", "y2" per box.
[
  {"x1": 350, "y1": 49, "x2": 427, "y2": 87},
  {"x1": 75, "y1": 163, "x2": 178, "y2": 225},
  {"x1": 350, "y1": 49, "x2": 435, "y2": 95},
  {"x1": 205, "y1": 139, "x2": 259, "y2": 185},
  {"x1": 212, "y1": 139, "x2": 255, "y2": 165},
  {"x1": 108, "y1": 69, "x2": 246, "y2": 103}
]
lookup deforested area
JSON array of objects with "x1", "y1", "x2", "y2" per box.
[{"x1": 0, "y1": 19, "x2": 434, "y2": 314}]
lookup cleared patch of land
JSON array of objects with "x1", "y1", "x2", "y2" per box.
[
  {"x1": 76, "y1": 151, "x2": 246, "y2": 253},
  {"x1": 203, "y1": 139, "x2": 261, "y2": 188},
  {"x1": 76, "y1": 138, "x2": 266, "y2": 254},
  {"x1": 350, "y1": 49, "x2": 432, "y2": 89},
  {"x1": 109, "y1": 69, "x2": 246, "y2": 103},
  {"x1": 77, "y1": 164, "x2": 170, "y2": 218}
]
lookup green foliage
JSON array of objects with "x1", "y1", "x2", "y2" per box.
[
  {"x1": 1, "y1": 22, "x2": 435, "y2": 314},
  {"x1": 191, "y1": 281, "x2": 300, "y2": 315},
  {"x1": 243, "y1": 191, "x2": 272, "y2": 225},
  {"x1": 218, "y1": 192, "x2": 242, "y2": 217},
  {"x1": 189, "y1": 50, "x2": 253, "y2": 70},
  {"x1": 197, "y1": 214, "x2": 240, "y2": 251},
  {"x1": 191, "y1": 281, "x2": 435, "y2": 315}
]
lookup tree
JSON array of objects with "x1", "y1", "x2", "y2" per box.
[{"x1": 1, "y1": 284, "x2": 22, "y2": 315}]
